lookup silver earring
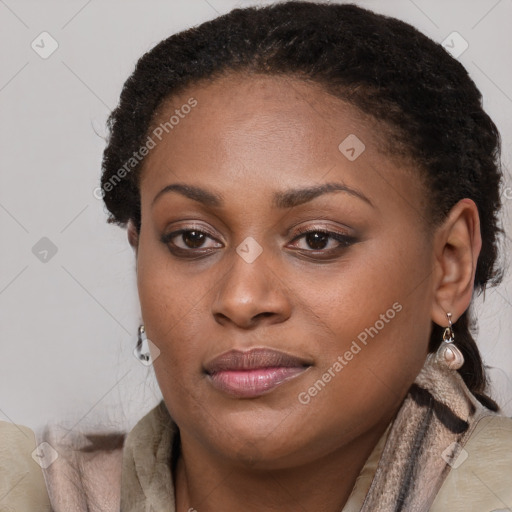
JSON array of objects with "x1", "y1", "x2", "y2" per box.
[
  {"x1": 435, "y1": 312, "x2": 464, "y2": 370},
  {"x1": 134, "y1": 324, "x2": 151, "y2": 364}
]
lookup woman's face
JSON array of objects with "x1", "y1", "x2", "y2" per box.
[{"x1": 135, "y1": 74, "x2": 436, "y2": 468}]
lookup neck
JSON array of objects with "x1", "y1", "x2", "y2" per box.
[{"x1": 174, "y1": 420, "x2": 390, "y2": 512}]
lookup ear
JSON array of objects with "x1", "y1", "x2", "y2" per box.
[
  {"x1": 431, "y1": 198, "x2": 482, "y2": 327},
  {"x1": 127, "y1": 219, "x2": 139, "y2": 253}
]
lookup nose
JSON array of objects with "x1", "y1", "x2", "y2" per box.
[{"x1": 211, "y1": 246, "x2": 292, "y2": 330}]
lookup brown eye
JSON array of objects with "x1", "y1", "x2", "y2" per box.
[
  {"x1": 288, "y1": 228, "x2": 357, "y2": 257},
  {"x1": 303, "y1": 231, "x2": 330, "y2": 250},
  {"x1": 182, "y1": 230, "x2": 207, "y2": 248},
  {"x1": 160, "y1": 228, "x2": 223, "y2": 255}
]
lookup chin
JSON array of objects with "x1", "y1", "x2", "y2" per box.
[
  {"x1": 213, "y1": 433, "x2": 306, "y2": 470},
  {"x1": 197, "y1": 406, "x2": 316, "y2": 467}
]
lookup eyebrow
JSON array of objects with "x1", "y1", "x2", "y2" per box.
[{"x1": 151, "y1": 182, "x2": 373, "y2": 209}]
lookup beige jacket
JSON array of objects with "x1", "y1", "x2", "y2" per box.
[{"x1": 1, "y1": 404, "x2": 511, "y2": 511}]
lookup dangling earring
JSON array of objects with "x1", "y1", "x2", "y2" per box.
[
  {"x1": 134, "y1": 324, "x2": 152, "y2": 365},
  {"x1": 435, "y1": 312, "x2": 464, "y2": 370}
]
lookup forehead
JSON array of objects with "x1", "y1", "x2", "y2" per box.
[
  {"x1": 139, "y1": 73, "x2": 426, "y2": 221},
  {"x1": 143, "y1": 73, "x2": 379, "y2": 171}
]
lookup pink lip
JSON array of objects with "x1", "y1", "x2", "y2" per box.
[{"x1": 204, "y1": 348, "x2": 311, "y2": 398}]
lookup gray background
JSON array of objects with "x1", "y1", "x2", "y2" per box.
[{"x1": 1, "y1": 0, "x2": 511, "y2": 434}]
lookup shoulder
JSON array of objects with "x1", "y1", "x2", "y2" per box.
[
  {"x1": 431, "y1": 413, "x2": 512, "y2": 511},
  {"x1": 464, "y1": 413, "x2": 512, "y2": 458},
  {"x1": 40, "y1": 422, "x2": 125, "y2": 512},
  {"x1": 0, "y1": 421, "x2": 52, "y2": 511}
]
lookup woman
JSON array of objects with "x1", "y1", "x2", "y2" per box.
[{"x1": 1, "y1": 1, "x2": 511, "y2": 511}]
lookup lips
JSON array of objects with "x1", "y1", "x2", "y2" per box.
[{"x1": 204, "y1": 348, "x2": 311, "y2": 398}]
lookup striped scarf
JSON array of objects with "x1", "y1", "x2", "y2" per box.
[{"x1": 359, "y1": 353, "x2": 495, "y2": 511}]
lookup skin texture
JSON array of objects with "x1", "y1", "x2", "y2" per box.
[{"x1": 128, "y1": 74, "x2": 482, "y2": 512}]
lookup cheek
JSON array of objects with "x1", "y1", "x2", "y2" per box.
[
  {"x1": 137, "y1": 226, "x2": 198, "y2": 325},
  {"x1": 136, "y1": 237, "x2": 202, "y2": 371},
  {"x1": 137, "y1": 253, "x2": 208, "y2": 425},
  {"x1": 295, "y1": 237, "x2": 432, "y2": 419},
  {"x1": 298, "y1": 231, "x2": 429, "y2": 344}
]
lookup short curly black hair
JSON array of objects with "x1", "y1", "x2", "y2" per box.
[{"x1": 100, "y1": 1, "x2": 504, "y2": 410}]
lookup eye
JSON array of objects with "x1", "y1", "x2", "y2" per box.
[
  {"x1": 287, "y1": 227, "x2": 357, "y2": 255},
  {"x1": 160, "y1": 228, "x2": 223, "y2": 255}
]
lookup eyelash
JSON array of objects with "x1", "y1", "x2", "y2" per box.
[{"x1": 160, "y1": 225, "x2": 357, "y2": 259}]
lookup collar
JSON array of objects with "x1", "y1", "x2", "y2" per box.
[{"x1": 119, "y1": 398, "x2": 388, "y2": 511}]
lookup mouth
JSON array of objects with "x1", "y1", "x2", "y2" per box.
[{"x1": 204, "y1": 347, "x2": 312, "y2": 398}]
